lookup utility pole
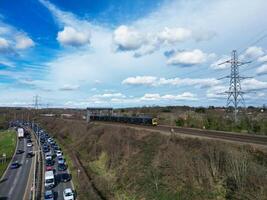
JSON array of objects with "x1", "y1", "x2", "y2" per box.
[
  {"x1": 33, "y1": 95, "x2": 40, "y2": 110},
  {"x1": 219, "y1": 50, "x2": 251, "y2": 122}
]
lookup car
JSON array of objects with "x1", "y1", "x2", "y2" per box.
[
  {"x1": 10, "y1": 161, "x2": 20, "y2": 169},
  {"x1": 58, "y1": 163, "x2": 67, "y2": 171},
  {"x1": 16, "y1": 149, "x2": 24, "y2": 154},
  {"x1": 45, "y1": 154, "x2": 52, "y2": 161},
  {"x1": 26, "y1": 151, "x2": 34, "y2": 158},
  {"x1": 27, "y1": 143, "x2": 33, "y2": 147},
  {"x1": 44, "y1": 190, "x2": 54, "y2": 200},
  {"x1": 60, "y1": 173, "x2": 71, "y2": 182},
  {"x1": 46, "y1": 166, "x2": 53, "y2": 171},
  {"x1": 46, "y1": 160, "x2": 54, "y2": 167},
  {"x1": 63, "y1": 188, "x2": 74, "y2": 200},
  {"x1": 56, "y1": 151, "x2": 62, "y2": 157},
  {"x1": 58, "y1": 156, "x2": 65, "y2": 164}
]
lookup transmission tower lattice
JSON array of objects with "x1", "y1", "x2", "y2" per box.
[
  {"x1": 33, "y1": 95, "x2": 40, "y2": 109},
  {"x1": 219, "y1": 50, "x2": 251, "y2": 121}
]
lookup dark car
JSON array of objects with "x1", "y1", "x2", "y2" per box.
[
  {"x1": 46, "y1": 160, "x2": 54, "y2": 167},
  {"x1": 57, "y1": 163, "x2": 67, "y2": 171},
  {"x1": 16, "y1": 149, "x2": 24, "y2": 154},
  {"x1": 26, "y1": 151, "x2": 35, "y2": 158},
  {"x1": 44, "y1": 189, "x2": 54, "y2": 200},
  {"x1": 10, "y1": 161, "x2": 20, "y2": 169},
  {"x1": 60, "y1": 173, "x2": 71, "y2": 182}
]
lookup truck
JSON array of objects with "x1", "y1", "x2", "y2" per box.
[
  {"x1": 17, "y1": 128, "x2": 24, "y2": 138},
  {"x1": 45, "y1": 171, "x2": 55, "y2": 189}
]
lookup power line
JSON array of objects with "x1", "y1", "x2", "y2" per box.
[
  {"x1": 33, "y1": 95, "x2": 40, "y2": 109},
  {"x1": 219, "y1": 50, "x2": 251, "y2": 122}
]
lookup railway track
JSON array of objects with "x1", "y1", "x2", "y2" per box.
[
  {"x1": 38, "y1": 116, "x2": 267, "y2": 146},
  {"x1": 93, "y1": 121, "x2": 267, "y2": 146}
]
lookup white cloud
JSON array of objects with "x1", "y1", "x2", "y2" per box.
[
  {"x1": 113, "y1": 25, "x2": 144, "y2": 51},
  {"x1": 158, "y1": 27, "x2": 192, "y2": 44},
  {"x1": 158, "y1": 77, "x2": 220, "y2": 88},
  {"x1": 0, "y1": 21, "x2": 35, "y2": 55},
  {"x1": 113, "y1": 26, "x2": 194, "y2": 56},
  {"x1": 141, "y1": 92, "x2": 197, "y2": 101},
  {"x1": 241, "y1": 46, "x2": 264, "y2": 60},
  {"x1": 210, "y1": 55, "x2": 231, "y2": 70},
  {"x1": 122, "y1": 76, "x2": 220, "y2": 88},
  {"x1": 57, "y1": 26, "x2": 90, "y2": 47},
  {"x1": 15, "y1": 34, "x2": 35, "y2": 49},
  {"x1": 161, "y1": 92, "x2": 196, "y2": 100},
  {"x1": 167, "y1": 49, "x2": 210, "y2": 66},
  {"x1": 242, "y1": 78, "x2": 267, "y2": 91},
  {"x1": 59, "y1": 84, "x2": 80, "y2": 91},
  {"x1": 0, "y1": 60, "x2": 16, "y2": 68},
  {"x1": 206, "y1": 85, "x2": 227, "y2": 99},
  {"x1": 256, "y1": 64, "x2": 267, "y2": 75},
  {"x1": 258, "y1": 55, "x2": 267, "y2": 63},
  {"x1": 140, "y1": 93, "x2": 161, "y2": 101},
  {"x1": 122, "y1": 76, "x2": 158, "y2": 86},
  {"x1": 0, "y1": 37, "x2": 9, "y2": 50},
  {"x1": 93, "y1": 93, "x2": 126, "y2": 99}
]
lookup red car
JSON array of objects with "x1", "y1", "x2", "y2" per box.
[{"x1": 46, "y1": 166, "x2": 53, "y2": 171}]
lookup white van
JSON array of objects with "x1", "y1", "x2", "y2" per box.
[{"x1": 45, "y1": 171, "x2": 55, "y2": 188}]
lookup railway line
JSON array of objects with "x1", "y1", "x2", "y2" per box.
[
  {"x1": 38, "y1": 116, "x2": 267, "y2": 146},
  {"x1": 91, "y1": 121, "x2": 267, "y2": 146}
]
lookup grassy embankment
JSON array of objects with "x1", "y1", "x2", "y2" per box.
[
  {"x1": 38, "y1": 117, "x2": 267, "y2": 200},
  {"x1": 0, "y1": 130, "x2": 17, "y2": 178}
]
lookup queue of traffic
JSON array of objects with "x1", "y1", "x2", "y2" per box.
[{"x1": 32, "y1": 124, "x2": 75, "y2": 200}]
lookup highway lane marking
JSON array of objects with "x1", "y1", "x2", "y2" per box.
[{"x1": 8, "y1": 138, "x2": 27, "y2": 197}]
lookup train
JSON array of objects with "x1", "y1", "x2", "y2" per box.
[{"x1": 90, "y1": 115, "x2": 158, "y2": 126}]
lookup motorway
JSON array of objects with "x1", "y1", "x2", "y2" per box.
[
  {"x1": 34, "y1": 126, "x2": 75, "y2": 200},
  {"x1": 52, "y1": 154, "x2": 74, "y2": 200},
  {"x1": 0, "y1": 136, "x2": 33, "y2": 200}
]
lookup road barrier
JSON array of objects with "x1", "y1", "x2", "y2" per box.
[{"x1": 24, "y1": 126, "x2": 43, "y2": 200}]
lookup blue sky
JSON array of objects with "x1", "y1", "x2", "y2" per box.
[{"x1": 0, "y1": 0, "x2": 267, "y2": 108}]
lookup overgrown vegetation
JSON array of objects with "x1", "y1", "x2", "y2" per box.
[
  {"x1": 175, "y1": 110, "x2": 267, "y2": 135},
  {"x1": 38, "y1": 118, "x2": 267, "y2": 200},
  {"x1": 0, "y1": 130, "x2": 16, "y2": 177}
]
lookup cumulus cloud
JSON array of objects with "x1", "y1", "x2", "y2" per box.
[
  {"x1": 122, "y1": 76, "x2": 158, "y2": 86},
  {"x1": 258, "y1": 55, "x2": 267, "y2": 63},
  {"x1": 242, "y1": 78, "x2": 267, "y2": 91},
  {"x1": 166, "y1": 49, "x2": 212, "y2": 66},
  {"x1": 122, "y1": 76, "x2": 220, "y2": 88},
  {"x1": 113, "y1": 25, "x2": 144, "y2": 51},
  {"x1": 15, "y1": 34, "x2": 35, "y2": 49},
  {"x1": 93, "y1": 93, "x2": 126, "y2": 99},
  {"x1": 256, "y1": 64, "x2": 267, "y2": 75},
  {"x1": 141, "y1": 92, "x2": 197, "y2": 101},
  {"x1": 0, "y1": 21, "x2": 35, "y2": 55},
  {"x1": 241, "y1": 46, "x2": 264, "y2": 60},
  {"x1": 158, "y1": 27, "x2": 192, "y2": 44},
  {"x1": 57, "y1": 26, "x2": 90, "y2": 47},
  {"x1": 113, "y1": 26, "x2": 195, "y2": 56}
]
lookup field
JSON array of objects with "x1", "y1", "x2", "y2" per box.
[
  {"x1": 38, "y1": 117, "x2": 267, "y2": 200},
  {"x1": 0, "y1": 130, "x2": 17, "y2": 178}
]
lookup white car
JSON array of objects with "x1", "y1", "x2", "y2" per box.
[
  {"x1": 63, "y1": 188, "x2": 74, "y2": 200},
  {"x1": 56, "y1": 151, "x2": 62, "y2": 157},
  {"x1": 27, "y1": 143, "x2": 33, "y2": 147}
]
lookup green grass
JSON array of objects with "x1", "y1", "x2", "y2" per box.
[{"x1": 0, "y1": 130, "x2": 17, "y2": 178}]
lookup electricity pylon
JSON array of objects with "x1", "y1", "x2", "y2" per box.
[{"x1": 219, "y1": 50, "x2": 251, "y2": 122}]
